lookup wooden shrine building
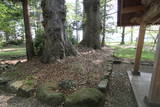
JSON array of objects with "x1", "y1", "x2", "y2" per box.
[{"x1": 118, "y1": 0, "x2": 160, "y2": 106}]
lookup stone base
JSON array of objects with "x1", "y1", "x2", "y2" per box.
[
  {"x1": 144, "y1": 97, "x2": 160, "y2": 107},
  {"x1": 131, "y1": 69, "x2": 141, "y2": 76},
  {"x1": 148, "y1": 102, "x2": 160, "y2": 107}
]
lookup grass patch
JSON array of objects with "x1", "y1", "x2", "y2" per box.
[
  {"x1": 25, "y1": 79, "x2": 34, "y2": 86},
  {"x1": 25, "y1": 75, "x2": 37, "y2": 86},
  {"x1": 0, "y1": 45, "x2": 26, "y2": 57},
  {"x1": 0, "y1": 49, "x2": 26, "y2": 56},
  {"x1": 112, "y1": 46, "x2": 155, "y2": 61}
]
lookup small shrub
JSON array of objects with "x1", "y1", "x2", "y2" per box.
[
  {"x1": 34, "y1": 29, "x2": 45, "y2": 56},
  {"x1": 68, "y1": 37, "x2": 78, "y2": 45},
  {"x1": 0, "y1": 42, "x2": 7, "y2": 48},
  {"x1": 25, "y1": 80, "x2": 34, "y2": 86},
  {"x1": 25, "y1": 75, "x2": 37, "y2": 86},
  {"x1": 7, "y1": 40, "x2": 23, "y2": 45}
]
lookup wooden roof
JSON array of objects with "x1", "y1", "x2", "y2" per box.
[{"x1": 117, "y1": 0, "x2": 160, "y2": 26}]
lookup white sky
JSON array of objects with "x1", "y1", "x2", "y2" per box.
[{"x1": 65, "y1": 0, "x2": 159, "y2": 43}]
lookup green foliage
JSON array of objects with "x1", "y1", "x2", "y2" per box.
[
  {"x1": 34, "y1": 29, "x2": 45, "y2": 56},
  {"x1": 68, "y1": 37, "x2": 78, "y2": 45},
  {"x1": 66, "y1": 25, "x2": 78, "y2": 45},
  {"x1": 25, "y1": 79, "x2": 34, "y2": 86},
  {"x1": 7, "y1": 40, "x2": 23, "y2": 45},
  {"x1": 25, "y1": 75, "x2": 37, "y2": 86},
  {"x1": 66, "y1": 2, "x2": 83, "y2": 26},
  {"x1": 0, "y1": 39, "x2": 23, "y2": 48},
  {"x1": 0, "y1": 1, "x2": 22, "y2": 33},
  {"x1": 0, "y1": 42, "x2": 7, "y2": 48}
]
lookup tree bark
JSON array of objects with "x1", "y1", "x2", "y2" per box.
[
  {"x1": 120, "y1": 27, "x2": 125, "y2": 45},
  {"x1": 41, "y1": 0, "x2": 77, "y2": 63},
  {"x1": 80, "y1": 0, "x2": 102, "y2": 49},
  {"x1": 22, "y1": 0, "x2": 35, "y2": 61},
  {"x1": 101, "y1": 0, "x2": 107, "y2": 47}
]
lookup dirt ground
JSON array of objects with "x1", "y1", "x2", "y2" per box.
[
  {"x1": 0, "y1": 62, "x2": 154, "y2": 107},
  {"x1": 0, "y1": 45, "x2": 154, "y2": 107}
]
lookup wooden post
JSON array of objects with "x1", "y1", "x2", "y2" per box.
[
  {"x1": 133, "y1": 23, "x2": 146, "y2": 75},
  {"x1": 148, "y1": 35, "x2": 160, "y2": 106}
]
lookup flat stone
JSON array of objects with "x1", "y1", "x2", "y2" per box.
[
  {"x1": 17, "y1": 84, "x2": 35, "y2": 98},
  {"x1": 65, "y1": 88, "x2": 105, "y2": 107},
  {"x1": 102, "y1": 72, "x2": 110, "y2": 80},
  {"x1": 7, "y1": 80, "x2": 25, "y2": 93},
  {"x1": 128, "y1": 71, "x2": 152, "y2": 107},
  {"x1": 107, "y1": 66, "x2": 112, "y2": 73},
  {"x1": 98, "y1": 79, "x2": 109, "y2": 92}
]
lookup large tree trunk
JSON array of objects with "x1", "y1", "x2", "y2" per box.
[
  {"x1": 101, "y1": 0, "x2": 107, "y2": 47},
  {"x1": 120, "y1": 27, "x2": 125, "y2": 45},
  {"x1": 41, "y1": 0, "x2": 77, "y2": 63},
  {"x1": 22, "y1": 0, "x2": 35, "y2": 60},
  {"x1": 81, "y1": 0, "x2": 101, "y2": 49}
]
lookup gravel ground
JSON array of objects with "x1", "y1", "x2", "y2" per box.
[{"x1": 104, "y1": 63, "x2": 138, "y2": 107}]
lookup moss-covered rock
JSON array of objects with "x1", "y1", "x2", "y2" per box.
[
  {"x1": 17, "y1": 84, "x2": 35, "y2": 98},
  {"x1": 98, "y1": 79, "x2": 109, "y2": 92},
  {"x1": 65, "y1": 88, "x2": 105, "y2": 107},
  {"x1": 37, "y1": 82, "x2": 65, "y2": 106},
  {"x1": 7, "y1": 80, "x2": 25, "y2": 93}
]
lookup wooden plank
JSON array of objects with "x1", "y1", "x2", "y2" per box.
[
  {"x1": 133, "y1": 23, "x2": 146, "y2": 75},
  {"x1": 122, "y1": 5, "x2": 144, "y2": 14},
  {"x1": 148, "y1": 35, "x2": 160, "y2": 105}
]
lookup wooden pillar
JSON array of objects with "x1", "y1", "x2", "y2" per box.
[
  {"x1": 148, "y1": 35, "x2": 160, "y2": 106},
  {"x1": 133, "y1": 23, "x2": 146, "y2": 75}
]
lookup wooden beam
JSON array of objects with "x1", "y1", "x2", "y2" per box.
[
  {"x1": 133, "y1": 23, "x2": 146, "y2": 75},
  {"x1": 120, "y1": 0, "x2": 123, "y2": 25},
  {"x1": 122, "y1": 5, "x2": 144, "y2": 14},
  {"x1": 141, "y1": 0, "x2": 152, "y2": 7},
  {"x1": 148, "y1": 35, "x2": 160, "y2": 106},
  {"x1": 143, "y1": 1, "x2": 160, "y2": 23}
]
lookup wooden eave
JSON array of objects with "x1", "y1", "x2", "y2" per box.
[{"x1": 117, "y1": 0, "x2": 160, "y2": 26}]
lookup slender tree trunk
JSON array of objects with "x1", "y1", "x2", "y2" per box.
[
  {"x1": 82, "y1": 2, "x2": 86, "y2": 40},
  {"x1": 41, "y1": 0, "x2": 77, "y2": 63},
  {"x1": 75, "y1": 0, "x2": 79, "y2": 42},
  {"x1": 80, "y1": 0, "x2": 102, "y2": 49},
  {"x1": 131, "y1": 27, "x2": 133, "y2": 44},
  {"x1": 22, "y1": 0, "x2": 35, "y2": 60},
  {"x1": 120, "y1": 27, "x2": 125, "y2": 45},
  {"x1": 101, "y1": 0, "x2": 107, "y2": 47},
  {"x1": 5, "y1": 33, "x2": 9, "y2": 43}
]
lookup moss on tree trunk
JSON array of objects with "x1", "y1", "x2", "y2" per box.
[
  {"x1": 41, "y1": 0, "x2": 77, "y2": 63},
  {"x1": 81, "y1": 0, "x2": 102, "y2": 49}
]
